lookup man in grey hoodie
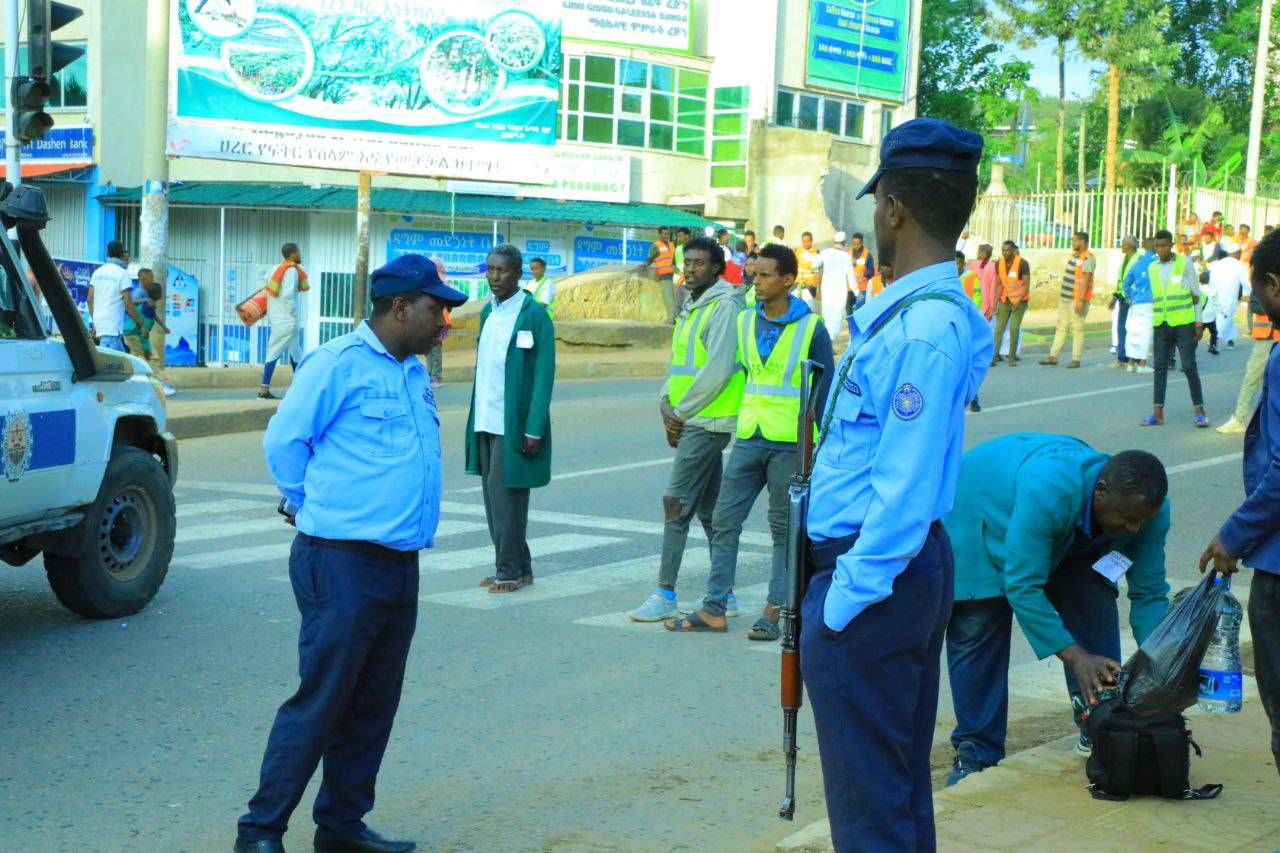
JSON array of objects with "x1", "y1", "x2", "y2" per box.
[{"x1": 630, "y1": 237, "x2": 747, "y2": 622}]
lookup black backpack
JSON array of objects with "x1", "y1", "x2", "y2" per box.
[{"x1": 1084, "y1": 700, "x2": 1222, "y2": 801}]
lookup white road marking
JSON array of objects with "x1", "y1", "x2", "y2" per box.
[
  {"x1": 426, "y1": 533, "x2": 623, "y2": 573},
  {"x1": 452, "y1": 456, "x2": 676, "y2": 494},
  {"x1": 177, "y1": 517, "x2": 292, "y2": 545},
  {"x1": 978, "y1": 368, "x2": 1234, "y2": 414},
  {"x1": 186, "y1": 481, "x2": 281, "y2": 497},
  {"x1": 175, "y1": 498, "x2": 267, "y2": 519},
  {"x1": 438, "y1": 501, "x2": 773, "y2": 547},
  {"x1": 424, "y1": 551, "x2": 769, "y2": 610},
  {"x1": 176, "y1": 520, "x2": 492, "y2": 568},
  {"x1": 576, "y1": 580, "x2": 773, "y2": 633},
  {"x1": 1166, "y1": 453, "x2": 1242, "y2": 475}
]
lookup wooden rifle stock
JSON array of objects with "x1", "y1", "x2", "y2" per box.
[{"x1": 778, "y1": 359, "x2": 823, "y2": 820}]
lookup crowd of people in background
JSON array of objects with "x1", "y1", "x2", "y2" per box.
[{"x1": 635, "y1": 211, "x2": 1277, "y2": 434}]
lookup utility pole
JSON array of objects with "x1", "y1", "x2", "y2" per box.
[
  {"x1": 1244, "y1": 0, "x2": 1273, "y2": 198},
  {"x1": 352, "y1": 171, "x2": 372, "y2": 327},
  {"x1": 140, "y1": 0, "x2": 169, "y2": 280},
  {"x1": 1077, "y1": 111, "x2": 1087, "y2": 233},
  {"x1": 5, "y1": 0, "x2": 20, "y2": 188}
]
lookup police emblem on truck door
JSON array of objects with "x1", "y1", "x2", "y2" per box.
[{"x1": 3, "y1": 409, "x2": 32, "y2": 481}]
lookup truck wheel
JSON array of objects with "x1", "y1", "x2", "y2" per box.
[{"x1": 44, "y1": 447, "x2": 176, "y2": 618}]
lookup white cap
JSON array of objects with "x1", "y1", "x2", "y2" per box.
[
  {"x1": 1221, "y1": 238, "x2": 1240, "y2": 254},
  {"x1": 833, "y1": 231, "x2": 848, "y2": 243}
]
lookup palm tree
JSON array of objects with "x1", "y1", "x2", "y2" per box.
[
  {"x1": 990, "y1": 0, "x2": 1082, "y2": 194},
  {"x1": 1077, "y1": 0, "x2": 1172, "y2": 243}
]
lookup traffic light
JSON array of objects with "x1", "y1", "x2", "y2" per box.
[{"x1": 13, "y1": 1, "x2": 83, "y2": 143}]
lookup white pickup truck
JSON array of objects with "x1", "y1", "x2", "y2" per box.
[{"x1": 0, "y1": 184, "x2": 177, "y2": 618}]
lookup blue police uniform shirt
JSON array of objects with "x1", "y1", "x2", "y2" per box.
[
  {"x1": 263, "y1": 321, "x2": 442, "y2": 552},
  {"x1": 808, "y1": 260, "x2": 994, "y2": 631}
]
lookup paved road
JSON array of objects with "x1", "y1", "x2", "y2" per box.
[{"x1": 0, "y1": 337, "x2": 1262, "y2": 852}]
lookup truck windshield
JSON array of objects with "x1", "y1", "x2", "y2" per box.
[{"x1": 0, "y1": 256, "x2": 44, "y2": 340}]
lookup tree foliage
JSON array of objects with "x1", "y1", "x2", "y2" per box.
[{"x1": 917, "y1": 0, "x2": 1032, "y2": 147}]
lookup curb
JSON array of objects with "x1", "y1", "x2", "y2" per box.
[{"x1": 166, "y1": 359, "x2": 671, "y2": 440}]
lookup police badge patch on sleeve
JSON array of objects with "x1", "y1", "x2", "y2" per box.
[{"x1": 891, "y1": 384, "x2": 924, "y2": 420}]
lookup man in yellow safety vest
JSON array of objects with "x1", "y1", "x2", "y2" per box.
[
  {"x1": 630, "y1": 236, "x2": 748, "y2": 621},
  {"x1": 1141, "y1": 229, "x2": 1208, "y2": 428},
  {"x1": 665, "y1": 243, "x2": 834, "y2": 636}
]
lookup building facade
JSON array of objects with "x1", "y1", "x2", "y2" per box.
[{"x1": 29, "y1": 0, "x2": 919, "y2": 363}]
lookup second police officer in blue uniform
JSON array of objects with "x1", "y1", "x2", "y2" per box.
[
  {"x1": 236, "y1": 255, "x2": 468, "y2": 853},
  {"x1": 800, "y1": 118, "x2": 994, "y2": 851}
]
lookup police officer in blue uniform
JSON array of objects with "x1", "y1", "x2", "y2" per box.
[
  {"x1": 800, "y1": 119, "x2": 994, "y2": 851},
  {"x1": 235, "y1": 255, "x2": 467, "y2": 853}
]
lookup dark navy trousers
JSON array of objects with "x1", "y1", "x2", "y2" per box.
[
  {"x1": 238, "y1": 534, "x2": 419, "y2": 842},
  {"x1": 946, "y1": 557, "x2": 1120, "y2": 766},
  {"x1": 800, "y1": 523, "x2": 954, "y2": 853}
]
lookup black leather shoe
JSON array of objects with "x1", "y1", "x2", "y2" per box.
[
  {"x1": 314, "y1": 826, "x2": 416, "y2": 853},
  {"x1": 233, "y1": 840, "x2": 285, "y2": 853}
]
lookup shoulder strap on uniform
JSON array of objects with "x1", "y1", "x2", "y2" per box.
[{"x1": 814, "y1": 291, "x2": 968, "y2": 458}]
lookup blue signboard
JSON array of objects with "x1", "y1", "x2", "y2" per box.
[
  {"x1": 0, "y1": 126, "x2": 94, "y2": 161},
  {"x1": 572, "y1": 236, "x2": 649, "y2": 273},
  {"x1": 387, "y1": 228, "x2": 505, "y2": 277}
]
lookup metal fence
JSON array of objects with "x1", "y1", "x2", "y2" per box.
[
  {"x1": 970, "y1": 188, "x2": 1168, "y2": 250},
  {"x1": 972, "y1": 185, "x2": 1280, "y2": 251}
]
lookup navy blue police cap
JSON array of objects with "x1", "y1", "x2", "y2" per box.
[
  {"x1": 856, "y1": 117, "x2": 984, "y2": 200},
  {"x1": 370, "y1": 253, "x2": 468, "y2": 308}
]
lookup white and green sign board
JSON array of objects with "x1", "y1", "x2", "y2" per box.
[
  {"x1": 804, "y1": 0, "x2": 910, "y2": 103},
  {"x1": 168, "y1": 0, "x2": 562, "y2": 181},
  {"x1": 562, "y1": 0, "x2": 692, "y2": 53}
]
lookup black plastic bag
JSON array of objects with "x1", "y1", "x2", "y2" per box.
[{"x1": 1117, "y1": 572, "x2": 1227, "y2": 716}]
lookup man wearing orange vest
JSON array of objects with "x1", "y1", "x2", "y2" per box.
[
  {"x1": 259, "y1": 242, "x2": 310, "y2": 400},
  {"x1": 991, "y1": 241, "x2": 1031, "y2": 366},
  {"x1": 1041, "y1": 231, "x2": 1096, "y2": 369},
  {"x1": 866, "y1": 264, "x2": 893, "y2": 297},
  {"x1": 849, "y1": 232, "x2": 876, "y2": 313},
  {"x1": 643, "y1": 226, "x2": 680, "y2": 324},
  {"x1": 959, "y1": 251, "x2": 985, "y2": 413}
]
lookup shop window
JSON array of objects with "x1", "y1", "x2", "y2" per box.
[
  {"x1": 709, "y1": 85, "x2": 748, "y2": 190},
  {"x1": 773, "y1": 87, "x2": 875, "y2": 143},
  {"x1": 797, "y1": 95, "x2": 819, "y2": 131},
  {"x1": 822, "y1": 99, "x2": 841, "y2": 135},
  {"x1": 844, "y1": 102, "x2": 865, "y2": 140}
]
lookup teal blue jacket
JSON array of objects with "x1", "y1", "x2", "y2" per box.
[{"x1": 944, "y1": 433, "x2": 1170, "y2": 659}]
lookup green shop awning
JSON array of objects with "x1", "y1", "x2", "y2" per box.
[{"x1": 97, "y1": 182, "x2": 718, "y2": 230}]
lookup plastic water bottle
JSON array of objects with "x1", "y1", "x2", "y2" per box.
[{"x1": 1198, "y1": 576, "x2": 1244, "y2": 714}]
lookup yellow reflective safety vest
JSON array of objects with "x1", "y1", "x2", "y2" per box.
[
  {"x1": 669, "y1": 298, "x2": 745, "y2": 417},
  {"x1": 735, "y1": 309, "x2": 819, "y2": 442},
  {"x1": 1149, "y1": 255, "x2": 1196, "y2": 327}
]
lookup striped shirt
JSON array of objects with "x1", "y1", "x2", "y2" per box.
[{"x1": 1060, "y1": 253, "x2": 1097, "y2": 300}]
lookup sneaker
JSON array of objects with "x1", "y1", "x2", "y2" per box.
[
  {"x1": 629, "y1": 589, "x2": 679, "y2": 622},
  {"x1": 1126, "y1": 363, "x2": 1136, "y2": 373},
  {"x1": 1075, "y1": 731, "x2": 1093, "y2": 757},
  {"x1": 1136, "y1": 366, "x2": 1154, "y2": 374},
  {"x1": 1208, "y1": 344, "x2": 1220, "y2": 356},
  {"x1": 946, "y1": 741, "x2": 988, "y2": 787},
  {"x1": 680, "y1": 592, "x2": 739, "y2": 618},
  {"x1": 431, "y1": 379, "x2": 443, "y2": 388},
  {"x1": 1217, "y1": 416, "x2": 1247, "y2": 435},
  {"x1": 162, "y1": 384, "x2": 177, "y2": 397}
]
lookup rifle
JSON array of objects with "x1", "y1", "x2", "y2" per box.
[{"x1": 779, "y1": 358, "x2": 824, "y2": 821}]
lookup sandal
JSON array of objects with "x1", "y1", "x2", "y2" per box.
[
  {"x1": 488, "y1": 577, "x2": 531, "y2": 594},
  {"x1": 1195, "y1": 415, "x2": 1211, "y2": 429},
  {"x1": 1139, "y1": 416, "x2": 1163, "y2": 427},
  {"x1": 663, "y1": 610, "x2": 727, "y2": 633},
  {"x1": 748, "y1": 618, "x2": 781, "y2": 642},
  {"x1": 480, "y1": 574, "x2": 533, "y2": 588}
]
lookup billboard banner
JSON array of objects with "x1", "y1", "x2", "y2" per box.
[
  {"x1": 804, "y1": 0, "x2": 910, "y2": 103},
  {"x1": 572, "y1": 234, "x2": 648, "y2": 273},
  {"x1": 386, "y1": 227, "x2": 506, "y2": 277},
  {"x1": 168, "y1": 0, "x2": 561, "y2": 181},
  {"x1": 445, "y1": 146, "x2": 630, "y2": 203},
  {"x1": 562, "y1": 0, "x2": 691, "y2": 53},
  {"x1": 55, "y1": 260, "x2": 200, "y2": 366}
]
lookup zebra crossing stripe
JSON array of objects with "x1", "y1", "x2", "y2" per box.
[
  {"x1": 426, "y1": 534, "x2": 624, "y2": 574},
  {"x1": 424, "y1": 550, "x2": 769, "y2": 611},
  {"x1": 175, "y1": 498, "x2": 268, "y2": 519}
]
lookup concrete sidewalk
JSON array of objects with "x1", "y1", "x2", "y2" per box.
[{"x1": 777, "y1": 679, "x2": 1278, "y2": 852}]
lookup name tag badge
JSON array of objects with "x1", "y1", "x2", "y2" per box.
[
  {"x1": 516, "y1": 330, "x2": 534, "y2": 349},
  {"x1": 1092, "y1": 551, "x2": 1133, "y2": 583}
]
